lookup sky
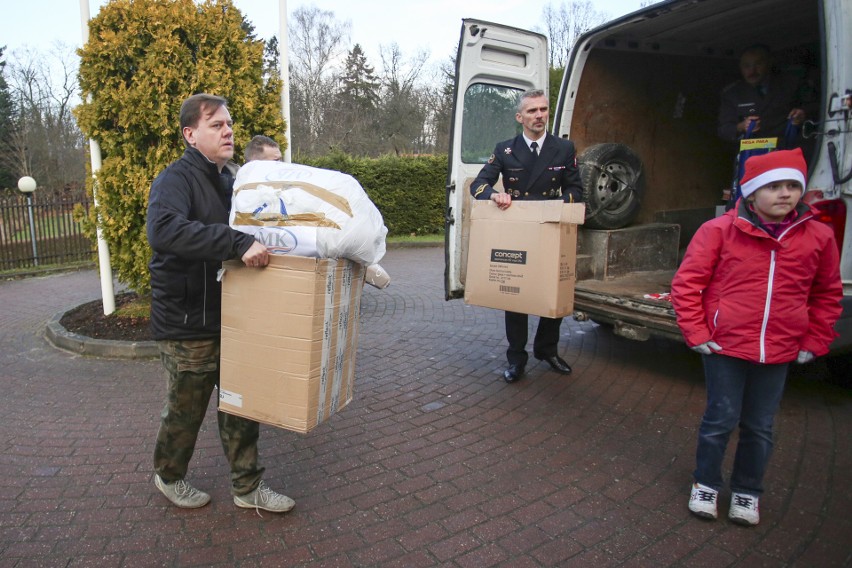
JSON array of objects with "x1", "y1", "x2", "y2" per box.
[{"x1": 2, "y1": 0, "x2": 647, "y2": 68}]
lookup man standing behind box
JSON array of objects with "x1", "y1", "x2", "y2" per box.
[
  {"x1": 147, "y1": 93, "x2": 293, "y2": 512},
  {"x1": 470, "y1": 89, "x2": 584, "y2": 383}
]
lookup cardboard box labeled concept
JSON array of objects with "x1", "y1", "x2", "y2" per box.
[
  {"x1": 465, "y1": 200, "x2": 585, "y2": 318},
  {"x1": 219, "y1": 255, "x2": 364, "y2": 433}
]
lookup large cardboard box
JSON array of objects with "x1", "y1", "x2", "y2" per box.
[
  {"x1": 464, "y1": 200, "x2": 585, "y2": 318},
  {"x1": 219, "y1": 255, "x2": 364, "y2": 433}
]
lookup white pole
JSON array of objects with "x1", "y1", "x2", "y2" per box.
[
  {"x1": 279, "y1": 0, "x2": 292, "y2": 163},
  {"x1": 26, "y1": 195, "x2": 38, "y2": 266},
  {"x1": 80, "y1": 0, "x2": 116, "y2": 315}
]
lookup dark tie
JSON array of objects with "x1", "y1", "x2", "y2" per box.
[{"x1": 530, "y1": 141, "x2": 539, "y2": 155}]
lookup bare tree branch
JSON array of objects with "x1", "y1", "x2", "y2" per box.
[
  {"x1": 540, "y1": 1, "x2": 609, "y2": 68},
  {"x1": 0, "y1": 44, "x2": 84, "y2": 191}
]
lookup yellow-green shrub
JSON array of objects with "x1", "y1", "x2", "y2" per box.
[{"x1": 75, "y1": 0, "x2": 285, "y2": 293}]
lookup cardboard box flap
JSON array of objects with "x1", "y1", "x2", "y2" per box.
[{"x1": 470, "y1": 200, "x2": 585, "y2": 225}]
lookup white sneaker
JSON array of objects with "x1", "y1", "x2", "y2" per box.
[
  {"x1": 688, "y1": 482, "x2": 718, "y2": 519},
  {"x1": 234, "y1": 480, "x2": 295, "y2": 513},
  {"x1": 729, "y1": 492, "x2": 760, "y2": 526},
  {"x1": 154, "y1": 474, "x2": 211, "y2": 508}
]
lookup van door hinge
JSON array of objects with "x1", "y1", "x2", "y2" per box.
[{"x1": 445, "y1": 207, "x2": 455, "y2": 225}]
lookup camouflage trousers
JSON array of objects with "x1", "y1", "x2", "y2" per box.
[{"x1": 153, "y1": 338, "x2": 264, "y2": 495}]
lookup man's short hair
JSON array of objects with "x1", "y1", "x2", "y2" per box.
[
  {"x1": 739, "y1": 44, "x2": 772, "y2": 60},
  {"x1": 180, "y1": 93, "x2": 228, "y2": 132},
  {"x1": 244, "y1": 135, "x2": 281, "y2": 162},
  {"x1": 517, "y1": 89, "x2": 547, "y2": 113}
]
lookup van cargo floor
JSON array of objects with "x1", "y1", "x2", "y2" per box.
[{"x1": 573, "y1": 270, "x2": 681, "y2": 341}]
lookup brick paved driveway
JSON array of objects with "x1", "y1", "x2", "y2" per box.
[{"x1": 1, "y1": 247, "x2": 850, "y2": 567}]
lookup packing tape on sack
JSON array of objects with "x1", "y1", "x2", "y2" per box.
[
  {"x1": 233, "y1": 211, "x2": 342, "y2": 229},
  {"x1": 234, "y1": 180, "x2": 353, "y2": 217}
]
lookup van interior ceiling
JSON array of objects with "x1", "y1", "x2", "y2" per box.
[{"x1": 563, "y1": 0, "x2": 821, "y2": 239}]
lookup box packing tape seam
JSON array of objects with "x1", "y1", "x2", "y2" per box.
[
  {"x1": 317, "y1": 263, "x2": 337, "y2": 424},
  {"x1": 330, "y1": 262, "x2": 354, "y2": 414}
]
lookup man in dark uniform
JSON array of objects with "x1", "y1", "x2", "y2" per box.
[{"x1": 470, "y1": 89, "x2": 584, "y2": 383}]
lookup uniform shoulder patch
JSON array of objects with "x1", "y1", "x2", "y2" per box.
[{"x1": 487, "y1": 154, "x2": 496, "y2": 164}]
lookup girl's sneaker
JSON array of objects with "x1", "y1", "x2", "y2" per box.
[
  {"x1": 729, "y1": 492, "x2": 760, "y2": 526},
  {"x1": 688, "y1": 482, "x2": 718, "y2": 519}
]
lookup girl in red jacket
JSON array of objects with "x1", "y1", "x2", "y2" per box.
[{"x1": 671, "y1": 148, "x2": 842, "y2": 526}]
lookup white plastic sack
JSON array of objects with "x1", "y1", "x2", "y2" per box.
[{"x1": 231, "y1": 161, "x2": 387, "y2": 266}]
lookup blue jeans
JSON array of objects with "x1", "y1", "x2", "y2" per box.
[{"x1": 694, "y1": 353, "x2": 788, "y2": 496}]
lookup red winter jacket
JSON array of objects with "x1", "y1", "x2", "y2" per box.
[{"x1": 671, "y1": 200, "x2": 842, "y2": 364}]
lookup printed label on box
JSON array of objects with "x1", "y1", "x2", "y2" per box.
[
  {"x1": 219, "y1": 389, "x2": 243, "y2": 408},
  {"x1": 490, "y1": 249, "x2": 527, "y2": 264}
]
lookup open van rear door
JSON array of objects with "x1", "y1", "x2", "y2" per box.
[{"x1": 444, "y1": 19, "x2": 547, "y2": 299}]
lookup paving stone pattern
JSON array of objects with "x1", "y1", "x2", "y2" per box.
[{"x1": 1, "y1": 247, "x2": 851, "y2": 567}]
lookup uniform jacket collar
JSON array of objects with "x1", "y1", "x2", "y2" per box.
[{"x1": 513, "y1": 133, "x2": 556, "y2": 189}]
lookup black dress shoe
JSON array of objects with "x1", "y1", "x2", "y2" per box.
[
  {"x1": 537, "y1": 355, "x2": 572, "y2": 375},
  {"x1": 503, "y1": 363, "x2": 525, "y2": 383}
]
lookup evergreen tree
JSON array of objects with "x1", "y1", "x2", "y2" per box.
[
  {"x1": 332, "y1": 44, "x2": 380, "y2": 155},
  {"x1": 0, "y1": 47, "x2": 14, "y2": 189},
  {"x1": 263, "y1": 36, "x2": 280, "y2": 80},
  {"x1": 340, "y1": 44, "x2": 380, "y2": 114},
  {"x1": 75, "y1": 0, "x2": 286, "y2": 293}
]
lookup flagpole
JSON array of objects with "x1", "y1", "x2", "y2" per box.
[
  {"x1": 279, "y1": 0, "x2": 292, "y2": 163},
  {"x1": 79, "y1": 0, "x2": 116, "y2": 315}
]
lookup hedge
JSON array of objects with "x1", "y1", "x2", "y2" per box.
[{"x1": 302, "y1": 152, "x2": 447, "y2": 236}]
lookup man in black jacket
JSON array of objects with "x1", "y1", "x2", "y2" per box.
[
  {"x1": 147, "y1": 93, "x2": 293, "y2": 512},
  {"x1": 470, "y1": 89, "x2": 584, "y2": 383}
]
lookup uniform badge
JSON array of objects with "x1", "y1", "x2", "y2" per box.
[
  {"x1": 487, "y1": 154, "x2": 495, "y2": 164},
  {"x1": 504, "y1": 147, "x2": 512, "y2": 155}
]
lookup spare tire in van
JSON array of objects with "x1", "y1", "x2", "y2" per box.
[{"x1": 578, "y1": 143, "x2": 645, "y2": 230}]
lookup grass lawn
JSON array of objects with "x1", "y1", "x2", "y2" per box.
[{"x1": 386, "y1": 233, "x2": 443, "y2": 244}]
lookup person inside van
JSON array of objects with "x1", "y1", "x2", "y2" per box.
[{"x1": 717, "y1": 44, "x2": 808, "y2": 149}]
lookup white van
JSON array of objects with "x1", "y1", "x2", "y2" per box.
[{"x1": 445, "y1": 0, "x2": 851, "y2": 376}]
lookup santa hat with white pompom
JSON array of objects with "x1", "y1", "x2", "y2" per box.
[{"x1": 739, "y1": 148, "x2": 807, "y2": 199}]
